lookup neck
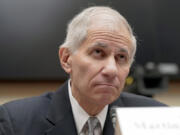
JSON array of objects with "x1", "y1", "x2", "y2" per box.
[
  {"x1": 71, "y1": 89, "x2": 105, "y2": 116},
  {"x1": 79, "y1": 100, "x2": 105, "y2": 116}
]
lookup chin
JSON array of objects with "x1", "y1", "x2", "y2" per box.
[{"x1": 95, "y1": 95, "x2": 115, "y2": 106}]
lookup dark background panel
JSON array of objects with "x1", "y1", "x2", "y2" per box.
[
  {"x1": 154, "y1": 0, "x2": 180, "y2": 64},
  {"x1": 0, "y1": 0, "x2": 179, "y2": 80}
]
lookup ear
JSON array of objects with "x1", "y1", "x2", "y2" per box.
[{"x1": 59, "y1": 47, "x2": 72, "y2": 74}]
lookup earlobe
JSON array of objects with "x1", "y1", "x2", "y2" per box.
[{"x1": 59, "y1": 48, "x2": 72, "y2": 74}]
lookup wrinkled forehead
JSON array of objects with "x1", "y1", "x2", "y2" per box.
[
  {"x1": 85, "y1": 23, "x2": 133, "y2": 57},
  {"x1": 86, "y1": 29, "x2": 132, "y2": 46}
]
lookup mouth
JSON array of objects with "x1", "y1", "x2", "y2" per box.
[{"x1": 95, "y1": 83, "x2": 117, "y2": 89}]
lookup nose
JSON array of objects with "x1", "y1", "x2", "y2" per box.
[{"x1": 101, "y1": 57, "x2": 118, "y2": 79}]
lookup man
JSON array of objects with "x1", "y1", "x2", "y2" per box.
[{"x1": 0, "y1": 6, "x2": 165, "y2": 135}]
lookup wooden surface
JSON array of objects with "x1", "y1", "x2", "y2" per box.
[
  {"x1": 0, "y1": 81, "x2": 62, "y2": 104},
  {"x1": 154, "y1": 81, "x2": 180, "y2": 106}
]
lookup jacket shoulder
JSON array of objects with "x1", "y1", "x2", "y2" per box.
[
  {"x1": 118, "y1": 92, "x2": 166, "y2": 107},
  {"x1": 0, "y1": 92, "x2": 53, "y2": 135},
  {"x1": 2, "y1": 91, "x2": 53, "y2": 115}
]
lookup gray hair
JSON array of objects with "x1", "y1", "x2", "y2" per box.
[{"x1": 60, "y1": 6, "x2": 137, "y2": 63}]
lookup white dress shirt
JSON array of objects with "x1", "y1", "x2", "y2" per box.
[{"x1": 68, "y1": 80, "x2": 108, "y2": 134}]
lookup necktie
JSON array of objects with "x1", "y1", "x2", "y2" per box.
[{"x1": 80, "y1": 116, "x2": 102, "y2": 135}]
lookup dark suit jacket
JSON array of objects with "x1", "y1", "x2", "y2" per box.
[{"x1": 0, "y1": 81, "x2": 165, "y2": 135}]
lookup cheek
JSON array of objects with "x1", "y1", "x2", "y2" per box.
[
  {"x1": 118, "y1": 67, "x2": 130, "y2": 82},
  {"x1": 72, "y1": 56, "x2": 98, "y2": 81},
  {"x1": 124, "y1": 68, "x2": 130, "y2": 78}
]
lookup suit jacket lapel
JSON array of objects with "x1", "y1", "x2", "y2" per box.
[
  {"x1": 45, "y1": 114, "x2": 77, "y2": 135},
  {"x1": 103, "y1": 108, "x2": 114, "y2": 135},
  {"x1": 45, "y1": 81, "x2": 77, "y2": 135}
]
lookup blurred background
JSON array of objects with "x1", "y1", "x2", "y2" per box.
[{"x1": 0, "y1": 0, "x2": 180, "y2": 105}]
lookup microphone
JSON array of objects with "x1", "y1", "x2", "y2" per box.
[{"x1": 110, "y1": 106, "x2": 118, "y2": 129}]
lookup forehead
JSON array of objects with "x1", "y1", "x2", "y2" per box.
[
  {"x1": 87, "y1": 29, "x2": 131, "y2": 44},
  {"x1": 82, "y1": 28, "x2": 133, "y2": 53}
]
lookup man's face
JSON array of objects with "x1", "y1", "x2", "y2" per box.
[{"x1": 67, "y1": 24, "x2": 133, "y2": 108}]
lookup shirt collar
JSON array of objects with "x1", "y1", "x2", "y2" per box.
[{"x1": 68, "y1": 80, "x2": 108, "y2": 134}]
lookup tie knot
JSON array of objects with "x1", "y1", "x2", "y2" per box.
[
  {"x1": 88, "y1": 117, "x2": 100, "y2": 129},
  {"x1": 80, "y1": 117, "x2": 102, "y2": 135}
]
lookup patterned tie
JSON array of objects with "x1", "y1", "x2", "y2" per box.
[{"x1": 80, "y1": 116, "x2": 102, "y2": 135}]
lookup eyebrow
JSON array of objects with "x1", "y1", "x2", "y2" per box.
[
  {"x1": 89, "y1": 42, "x2": 129, "y2": 55},
  {"x1": 86, "y1": 42, "x2": 107, "y2": 52},
  {"x1": 118, "y1": 48, "x2": 129, "y2": 54},
  {"x1": 91, "y1": 42, "x2": 108, "y2": 48}
]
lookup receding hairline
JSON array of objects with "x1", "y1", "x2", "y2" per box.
[{"x1": 60, "y1": 6, "x2": 136, "y2": 64}]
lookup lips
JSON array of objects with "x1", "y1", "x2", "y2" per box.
[{"x1": 95, "y1": 83, "x2": 118, "y2": 89}]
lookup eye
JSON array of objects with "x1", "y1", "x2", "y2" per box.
[
  {"x1": 91, "y1": 48, "x2": 105, "y2": 58},
  {"x1": 95, "y1": 49, "x2": 101, "y2": 54},
  {"x1": 116, "y1": 54, "x2": 128, "y2": 64}
]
